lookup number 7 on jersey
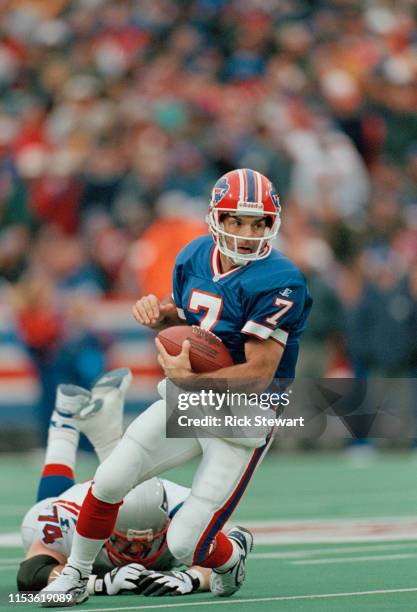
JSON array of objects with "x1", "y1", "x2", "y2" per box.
[
  {"x1": 188, "y1": 290, "x2": 223, "y2": 331},
  {"x1": 265, "y1": 297, "x2": 293, "y2": 326}
]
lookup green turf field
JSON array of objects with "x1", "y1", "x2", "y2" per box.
[{"x1": 1, "y1": 451, "x2": 417, "y2": 611}]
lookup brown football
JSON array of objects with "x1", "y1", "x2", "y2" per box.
[{"x1": 157, "y1": 325, "x2": 233, "y2": 373}]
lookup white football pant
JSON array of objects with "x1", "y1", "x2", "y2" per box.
[{"x1": 93, "y1": 393, "x2": 272, "y2": 565}]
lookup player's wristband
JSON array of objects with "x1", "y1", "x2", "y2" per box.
[
  {"x1": 87, "y1": 574, "x2": 107, "y2": 596},
  {"x1": 184, "y1": 569, "x2": 202, "y2": 592}
]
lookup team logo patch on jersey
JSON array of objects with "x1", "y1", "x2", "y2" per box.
[{"x1": 212, "y1": 177, "x2": 230, "y2": 205}]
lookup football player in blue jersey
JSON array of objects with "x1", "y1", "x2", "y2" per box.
[{"x1": 41, "y1": 169, "x2": 312, "y2": 606}]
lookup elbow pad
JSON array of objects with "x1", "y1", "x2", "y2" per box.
[{"x1": 17, "y1": 554, "x2": 60, "y2": 592}]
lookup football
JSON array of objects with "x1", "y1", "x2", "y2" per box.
[{"x1": 157, "y1": 325, "x2": 233, "y2": 373}]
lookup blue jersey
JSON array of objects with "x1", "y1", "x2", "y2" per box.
[{"x1": 172, "y1": 235, "x2": 312, "y2": 379}]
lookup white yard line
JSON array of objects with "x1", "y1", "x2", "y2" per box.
[
  {"x1": 292, "y1": 553, "x2": 417, "y2": 565},
  {"x1": 72, "y1": 587, "x2": 417, "y2": 612},
  {"x1": 0, "y1": 533, "x2": 21, "y2": 547},
  {"x1": 247, "y1": 515, "x2": 417, "y2": 527},
  {"x1": 251, "y1": 541, "x2": 417, "y2": 559}
]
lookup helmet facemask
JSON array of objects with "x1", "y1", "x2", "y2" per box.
[
  {"x1": 105, "y1": 523, "x2": 169, "y2": 567},
  {"x1": 207, "y1": 207, "x2": 281, "y2": 265},
  {"x1": 104, "y1": 477, "x2": 169, "y2": 568}
]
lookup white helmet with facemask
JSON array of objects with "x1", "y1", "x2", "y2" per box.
[{"x1": 105, "y1": 478, "x2": 169, "y2": 568}]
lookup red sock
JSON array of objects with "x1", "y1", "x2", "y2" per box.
[
  {"x1": 76, "y1": 487, "x2": 122, "y2": 539},
  {"x1": 197, "y1": 531, "x2": 233, "y2": 568},
  {"x1": 41, "y1": 463, "x2": 74, "y2": 479},
  {"x1": 37, "y1": 464, "x2": 75, "y2": 502}
]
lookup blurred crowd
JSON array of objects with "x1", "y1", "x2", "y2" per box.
[{"x1": 0, "y1": 0, "x2": 416, "y2": 399}]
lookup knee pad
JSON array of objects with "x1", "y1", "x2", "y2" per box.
[
  {"x1": 93, "y1": 433, "x2": 146, "y2": 503},
  {"x1": 166, "y1": 495, "x2": 212, "y2": 565},
  {"x1": 166, "y1": 524, "x2": 196, "y2": 566},
  {"x1": 167, "y1": 484, "x2": 235, "y2": 565},
  {"x1": 93, "y1": 461, "x2": 131, "y2": 503}
]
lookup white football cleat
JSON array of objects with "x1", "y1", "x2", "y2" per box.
[
  {"x1": 74, "y1": 368, "x2": 132, "y2": 459},
  {"x1": 210, "y1": 526, "x2": 253, "y2": 597},
  {"x1": 40, "y1": 566, "x2": 88, "y2": 607},
  {"x1": 50, "y1": 386, "x2": 94, "y2": 431},
  {"x1": 92, "y1": 367, "x2": 132, "y2": 399}
]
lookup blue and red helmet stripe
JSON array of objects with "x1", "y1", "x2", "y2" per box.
[
  {"x1": 245, "y1": 169, "x2": 256, "y2": 203},
  {"x1": 210, "y1": 168, "x2": 280, "y2": 215}
]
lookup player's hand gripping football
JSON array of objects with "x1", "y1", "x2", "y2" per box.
[
  {"x1": 132, "y1": 295, "x2": 177, "y2": 329},
  {"x1": 155, "y1": 337, "x2": 193, "y2": 382},
  {"x1": 133, "y1": 569, "x2": 199, "y2": 596},
  {"x1": 90, "y1": 563, "x2": 147, "y2": 595}
]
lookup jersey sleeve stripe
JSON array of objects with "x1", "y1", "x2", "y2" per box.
[
  {"x1": 176, "y1": 307, "x2": 186, "y2": 320},
  {"x1": 270, "y1": 336, "x2": 286, "y2": 348},
  {"x1": 271, "y1": 328, "x2": 288, "y2": 345},
  {"x1": 55, "y1": 499, "x2": 82, "y2": 510},
  {"x1": 241, "y1": 320, "x2": 273, "y2": 339},
  {"x1": 55, "y1": 503, "x2": 79, "y2": 516},
  {"x1": 168, "y1": 502, "x2": 184, "y2": 519},
  {"x1": 241, "y1": 321, "x2": 289, "y2": 345}
]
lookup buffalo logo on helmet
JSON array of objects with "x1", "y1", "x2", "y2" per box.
[
  {"x1": 269, "y1": 186, "x2": 281, "y2": 212},
  {"x1": 211, "y1": 176, "x2": 230, "y2": 205}
]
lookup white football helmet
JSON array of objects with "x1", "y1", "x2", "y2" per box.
[{"x1": 105, "y1": 478, "x2": 169, "y2": 567}]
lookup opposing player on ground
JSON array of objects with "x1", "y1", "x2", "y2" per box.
[
  {"x1": 41, "y1": 168, "x2": 312, "y2": 606},
  {"x1": 19, "y1": 369, "x2": 211, "y2": 597}
]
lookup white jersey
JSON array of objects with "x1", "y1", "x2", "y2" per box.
[{"x1": 21, "y1": 478, "x2": 190, "y2": 571}]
